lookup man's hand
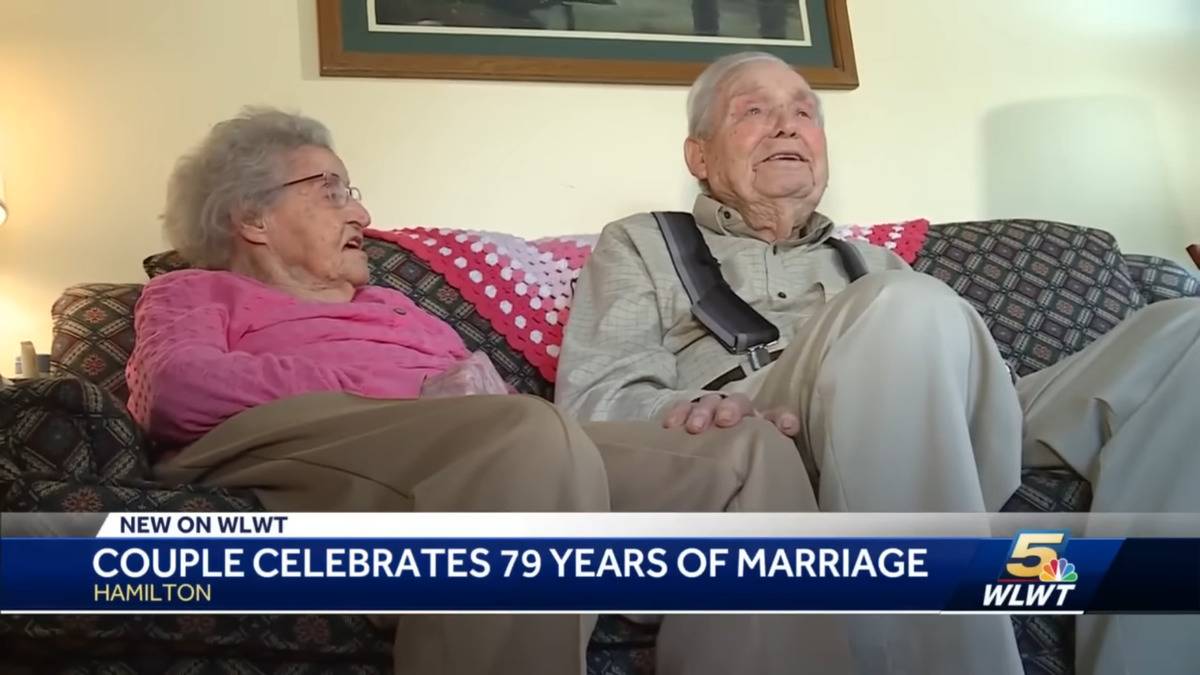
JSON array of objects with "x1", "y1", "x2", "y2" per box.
[
  {"x1": 420, "y1": 352, "x2": 510, "y2": 398},
  {"x1": 662, "y1": 393, "x2": 799, "y2": 437}
]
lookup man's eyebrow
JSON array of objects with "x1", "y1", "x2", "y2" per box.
[
  {"x1": 727, "y1": 86, "x2": 816, "y2": 105},
  {"x1": 728, "y1": 85, "x2": 767, "y2": 99}
]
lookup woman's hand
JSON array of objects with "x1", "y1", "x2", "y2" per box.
[
  {"x1": 420, "y1": 352, "x2": 510, "y2": 398},
  {"x1": 662, "y1": 393, "x2": 799, "y2": 437}
]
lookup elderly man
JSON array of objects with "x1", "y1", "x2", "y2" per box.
[
  {"x1": 131, "y1": 106, "x2": 853, "y2": 675},
  {"x1": 557, "y1": 52, "x2": 1200, "y2": 674}
]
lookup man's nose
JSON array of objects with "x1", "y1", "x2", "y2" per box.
[{"x1": 772, "y1": 107, "x2": 800, "y2": 138}]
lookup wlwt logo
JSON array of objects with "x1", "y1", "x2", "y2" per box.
[{"x1": 983, "y1": 531, "x2": 1078, "y2": 610}]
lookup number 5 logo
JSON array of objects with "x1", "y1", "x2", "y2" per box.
[{"x1": 1004, "y1": 531, "x2": 1067, "y2": 578}]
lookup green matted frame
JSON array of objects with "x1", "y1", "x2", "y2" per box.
[{"x1": 318, "y1": 0, "x2": 858, "y2": 89}]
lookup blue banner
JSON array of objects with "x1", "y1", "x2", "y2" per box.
[{"x1": 1, "y1": 535, "x2": 1195, "y2": 613}]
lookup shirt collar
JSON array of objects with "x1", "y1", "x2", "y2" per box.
[{"x1": 691, "y1": 193, "x2": 834, "y2": 249}]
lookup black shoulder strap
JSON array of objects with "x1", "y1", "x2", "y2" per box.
[
  {"x1": 653, "y1": 211, "x2": 871, "y2": 357},
  {"x1": 825, "y1": 236, "x2": 869, "y2": 282},
  {"x1": 653, "y1": 211, "x2": 779, "y2": 354}
]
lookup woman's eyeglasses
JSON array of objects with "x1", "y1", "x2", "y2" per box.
[{"x1": 268, "y1": 172, "x2": 362, "y2": 208}]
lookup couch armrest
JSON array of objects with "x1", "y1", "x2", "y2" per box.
[
  {"x1": 1, "y1": 376, "x2": 263, "y2": 513},
  {"x1": 50, "y1": 282, "x2": 144, "y2": 405},
  {"x1": 0, "y1": 376, "x2": 149, "y2": 481},
  {"x1": 1124, "y1": 254, "x2": 1200, "y2": 304}
]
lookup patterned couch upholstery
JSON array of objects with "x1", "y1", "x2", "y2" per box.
[{"x1": 2, "y1": 219, "x2": 1197, "y2": 675}]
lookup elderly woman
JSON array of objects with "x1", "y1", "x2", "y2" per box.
[{"x1": 128, "y1": 108, "x2": 852, "y2": 675}]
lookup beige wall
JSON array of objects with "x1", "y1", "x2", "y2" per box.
[{"x1": 1, "y1": 0, "x2": 1197, "y2": 376}]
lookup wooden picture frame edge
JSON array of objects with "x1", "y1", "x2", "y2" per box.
[{"x1": 317, "y1": 0, "x2": 858, "y2": 89}]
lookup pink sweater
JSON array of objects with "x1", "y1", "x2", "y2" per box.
[{"x1": 126, "y1": 270, "x2": 469, "y2": 446}]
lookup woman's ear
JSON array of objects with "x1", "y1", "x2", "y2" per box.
[{"x1": 233, "y1": 207, "x2": 269, "y2": 245}]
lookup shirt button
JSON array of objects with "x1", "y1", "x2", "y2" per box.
[
  {"x1": 722, "y1": 210, "x2": 732, "y2": 219},
  {"x1": 777, "y1": 291, "x2": 788, "y2": 299}
]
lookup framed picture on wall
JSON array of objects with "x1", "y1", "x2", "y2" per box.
[{"x1": 317, "y1": 0, "x2": 857, "y2": 88}]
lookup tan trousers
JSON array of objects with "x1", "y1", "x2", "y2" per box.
[
  {"x1": 730, "y1": 271, "x2": 1200, "y2": 675},
  {"x1": 1018, "y1": 296, "x2": 1200, "y2": 675},
  {"x1": 155, "y1": 393, "x2": 853, "y2": 675}
]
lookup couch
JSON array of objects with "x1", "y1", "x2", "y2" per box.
[{"x1": 2, "y1": 218, "x2": 1197, "y2": 675}]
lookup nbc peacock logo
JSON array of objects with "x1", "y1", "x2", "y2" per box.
[
  {"x1": 1039, "y1": 558, "x2": 1078, "y2": 583},
  {"x1": 982, "y1": 531, "x2": 1079, "y2": 609}
]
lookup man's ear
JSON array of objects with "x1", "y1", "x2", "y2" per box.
[
  {"x1": 684, "y1": 137, "x2": 709, "y2": 182},
  {"x1": 233, "y1": 208, "x2": 270, "y2": 245}
]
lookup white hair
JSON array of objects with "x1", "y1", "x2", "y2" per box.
[
  {"x1": 163, "y1": 106, "x2": 333, "y2": 269},
  {"x1": 686, "y1": 51, "x2": 823, "y2": 138}
]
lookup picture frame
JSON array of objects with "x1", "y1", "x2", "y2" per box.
[{"x1": 317, "y1": 0, "x2": 857, "y2": 88}]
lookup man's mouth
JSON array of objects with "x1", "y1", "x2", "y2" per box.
[
  {"x1": 762, "y1": 152, "x2": 807, "y2": 163},
  {"x1": 343, "y1": 236, "x2": 364, "y2": 251}
]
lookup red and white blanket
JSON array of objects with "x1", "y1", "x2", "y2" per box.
[{"x1": 368, "y1": 218, "x2": 929, "y2": 382}]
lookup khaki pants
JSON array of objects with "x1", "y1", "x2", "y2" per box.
[
  {"x1": 730, "y1": 271, "x2": 1200, "y2": 675},
  {"x1": 156, "y1": 394, "x2": 853, "y2": 675},
  {"x1": 1018, "y1": 297, "x2": 1200, "y2": 675}
]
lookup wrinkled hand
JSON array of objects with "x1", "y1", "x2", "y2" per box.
[
  {"x1": 662, "y1": 393, "x2": 800, "y2": 437},
  {"x1": 420, "y1": 352, "x2": 510, "y2": 398}
]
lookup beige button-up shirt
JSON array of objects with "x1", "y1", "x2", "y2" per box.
[{"x1": 556, "y1": 194, "x2": 909, "y2": 422}]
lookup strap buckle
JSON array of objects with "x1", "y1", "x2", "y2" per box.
[{"x1": 746, "y1": 344, "x2": 773, "y2": 372}]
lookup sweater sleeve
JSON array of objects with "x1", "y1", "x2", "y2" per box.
[{"x1": 125, "y1": 273, "x2": 366, "y2": 445}]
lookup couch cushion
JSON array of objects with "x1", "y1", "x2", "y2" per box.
[
  {"x1": 1004, "y1": 468, "x2": 1092, "y2": 512},
  {"x1": 913, "y1": 219, "x2": 1145, "y2": 376},
  {"x1": 588, "y1": 616, "x2": 657, "y2": 675}
]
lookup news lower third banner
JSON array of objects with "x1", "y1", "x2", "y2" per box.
[{"x1": 1, "y1": 513, "x2": 1198, "y2": 614}]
